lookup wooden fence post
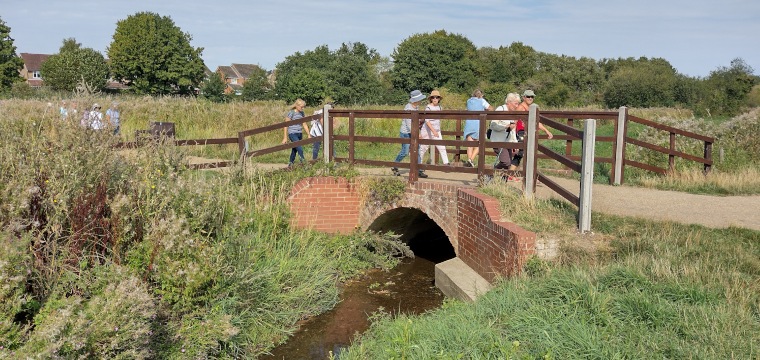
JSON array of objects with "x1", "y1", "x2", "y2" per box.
[
  {"x1": 579, "y1": 119, "x2": 596, "y2": 233},
  {"x1": 410, "y1": 111, "x2": 420, "y2": 182},
  {"x1": 323, "y1": 104, "x2": 331, "y2": 163},
  {"x1": 612, "y1": 106, "x2": 628, "y2": 185},
  {"x1": 524, "y1": 104, "x2": 539, "y2": 200}
]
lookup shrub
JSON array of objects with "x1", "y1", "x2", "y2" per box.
[{"x1": 17, "y1": 265, "x2": 156, "y2": 359}]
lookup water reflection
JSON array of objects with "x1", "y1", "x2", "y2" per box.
[{"x1": 261, "y1": 256, "x2": 445, "y2": 359}]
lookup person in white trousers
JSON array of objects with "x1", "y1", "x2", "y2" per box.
[{"x1": 419, "y1": 89, "x2": 450, "y2": 166}]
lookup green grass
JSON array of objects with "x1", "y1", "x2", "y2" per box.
[{"x1": 339, "y1": 183, "x2": 760, "y2": 359}]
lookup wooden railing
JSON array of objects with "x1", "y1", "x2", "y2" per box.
[{"x1": 116, "y1": 106, "x2": 714, "y2": 203}]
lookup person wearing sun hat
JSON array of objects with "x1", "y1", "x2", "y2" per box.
[
  {"x1": 392, "y1": 89, "x2": 428, "y2": 178},
  {"x1": 517, "y1": 89, "x2": 553, "y2": 139},
  {"x1": 420, "y1": 89, "x2": 449, "y2": 166}
]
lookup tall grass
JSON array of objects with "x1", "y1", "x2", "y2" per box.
[
  {"x1": 340, "y1": 182, "x2": 760, "y2": 359},
  {"x1": 0, "y1": 99, "x2": 409, "y2": 358}
]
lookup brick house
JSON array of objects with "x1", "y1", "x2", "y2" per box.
[
  {"x1": 19, "y1": 53, "x2": 50, "y2": 87},
  {"x1": 216, "y1": 63, "x2": 262, "y2": 95}
]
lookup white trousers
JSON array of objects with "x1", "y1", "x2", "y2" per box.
[{"x1": 419, "y1": 133, "x2": 449, "y2": 164}]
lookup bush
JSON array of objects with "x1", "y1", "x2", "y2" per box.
[{"x1": 17, "y1": 265, "x2": 156, "y2": 359}]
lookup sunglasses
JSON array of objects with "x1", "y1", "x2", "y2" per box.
[
  {"x1": 524, "y1": 96, "x2": 535, "y2": 99},
  {"x1": 430, "y1": 96, "x2": 441, "y2": 99}
]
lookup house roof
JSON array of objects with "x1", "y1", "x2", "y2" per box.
[
  {"x1": 231, "y1": 63, "x2": 260, "y2": 79},
  {"x1": 217, "y1": 66, "x2": 238, "y2": 79},
  {"x1": 20, "y1": 53, "x2": 51, "y2": 71}
]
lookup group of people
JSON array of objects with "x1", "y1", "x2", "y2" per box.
[
  {"x1": 60, "y1": 100, "x2": 121, "y2": 135},
  {"x1": 281, "y1": 89, "x2": 553, "y2": 178},
  {"x1": 391, "y1": 88, "x2": 552, "y2": 179}
]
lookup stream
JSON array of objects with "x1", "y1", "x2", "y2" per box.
[{"x1": 261, "y1": 232, "x2": 455, "y2": 359}]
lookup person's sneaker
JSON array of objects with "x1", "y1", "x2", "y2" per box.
[
  {"x1": 494, "y1": 162, "x2": 509, "y2": 169},
  {"x1": 391, "y1": 167, "x2": 400, "y2": 176},
  {"x1": 418, "y1": 171, "x2": 428, "y2": 178},
  {"x1": 507, "y1": 176, "x2": 522, "y2": 182},
  {"x1": 464, "y1": 159, "x2": 474, "y2": 167}
]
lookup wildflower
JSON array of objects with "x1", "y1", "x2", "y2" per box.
[{"x1": 114, "y1": 326, "x2": 119, "y2": 332}]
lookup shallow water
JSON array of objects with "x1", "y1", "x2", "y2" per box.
[{"x1": 260, "y1": 255, "x2": 446, "y2": 360}]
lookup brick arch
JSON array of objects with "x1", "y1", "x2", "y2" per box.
[
  {"x1": 358, "y1": 181, "x2": 460, "y2": 251},
  {"x1": 288, "y1": 177, "x2": 536, "y2": 281}
]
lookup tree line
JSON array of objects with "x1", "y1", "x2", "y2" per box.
[{"x1": 2, "y1": 15, "x2": 758, "y2": 117}]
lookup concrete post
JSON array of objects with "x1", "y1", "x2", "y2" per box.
[
  {"x1": 613, "y1": 106, "x2": 627, "y2": 185},
  {"x1": 579, "y1": 119, "x2": 596, "y2": 233},
  {"x1": 524, "y1": 104, "x2": 538, "y2": 200},
  {"x1": 323, "y1": 104, "x2": 331, "y2": 163}
]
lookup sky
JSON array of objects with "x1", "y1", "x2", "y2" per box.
[{"x1": 3, "y1": 0, "x2": 759, "y2": 78}]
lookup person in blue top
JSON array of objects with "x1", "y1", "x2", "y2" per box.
[
  {"x1": 282, "y1": 99, "x2": 310, "y2": 167},
  {"x1": 105, "y1": 102, "x2": 121, "y2": 135},
  {"x1": 463, "y1": 89, "x2": 493, "y2": 167}
]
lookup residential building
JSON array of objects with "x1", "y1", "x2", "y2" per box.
[
  {"x1": 215, "y1": 63, "x2": 262, "y2": 95},
  {"x1": 19, "y1": 53, "x2": 50, "y2": 87}
]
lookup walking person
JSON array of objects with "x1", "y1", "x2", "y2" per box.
[
  {"x1": 310, "y1": 100, "x2": 332, "y2": 160},
  {"x1": 492, "y1": 93, "x2": 522, "y2": 181},
  {"x1": 517, "y1": 89, "x2": 554, "y2": 139},
  {"x1": 392, "y1": 90, "x2": 428, "y2": 178},
  {"x1": 282, "y1": 99, "x2": 310, "y2": 167},
  {"x1": 509, "y1": 90, "x2": 553, "y2": 176},
  {"x1": 420, "y1": 90, "x2": 449, "y2": 166},
  {"x1": 463, "y1": 89, "x2": 493, "y2": 167},
  {"x1": 105, "y1": 102, "x2": 121, "y2": 135}
]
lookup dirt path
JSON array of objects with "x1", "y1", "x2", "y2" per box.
[{"x1": 193, "y1": 158, "x2": 760, "y2": 231}]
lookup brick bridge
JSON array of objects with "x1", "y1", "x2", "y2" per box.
[{"x1": 288, "y1": 176, "x2": 536, "y2": 285}]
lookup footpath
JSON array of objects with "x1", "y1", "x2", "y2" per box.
[{"x1": 196, "y1": 158, "x2": 760, "y2": 232}]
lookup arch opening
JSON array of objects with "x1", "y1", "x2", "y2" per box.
[{"x1": 367, "y1": 207, "x2": 455, "y2": 263}]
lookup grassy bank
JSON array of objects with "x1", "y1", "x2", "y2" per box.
[
  {"x1": 0, "y1": 101, "x2": 410, "y2": 358},
  {"x1": 340, "y1": 181, "x2": 760, "y2": 359}
]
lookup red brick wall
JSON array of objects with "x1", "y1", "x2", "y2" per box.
[
  {"x1": 457, "y1": 189, "x2": 536, "y2": 282},
  {"x1": 289, "y1": 177, "x2": 536, "y2": 280},
  {"x1": 288, "y1": 177, "x2": 361, "y2": 234}
]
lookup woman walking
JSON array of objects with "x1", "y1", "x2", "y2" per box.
[
  {"x1": 282, "y1": 99, "x2": 310, "y2": 167},
  {"x1": 420, "y1": 90, "x2": 449, "y2": 165}
]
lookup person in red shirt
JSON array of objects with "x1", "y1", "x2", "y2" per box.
[{"x1": 510, "y1": 90, "x2": 553, "y2": 172}]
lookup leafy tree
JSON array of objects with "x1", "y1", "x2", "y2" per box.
[
  {"x1": 274, "y1": 42, "x2": 388, "y2": 105},
  {"x1": 40, "y1": 38, "x2": 109, "y2": 91},
  {"x1": 478, "y1": 42, "x2": 538, "y2": 86},
  {"x1": 602, "y1": 59, "x2": 678, "y2": 108},
  {"x1": 241, "y1": 66, "x2": 272, "y2": 101},
  {"x1": 0, "y1": 17, "x2": 24, "y2": 91},
  {"x1": 107, "y1": 12, "x2": 205, "y2": 95},
  {"x1": 200, "y1": 73, "x2": 227, "y2": 103},
  {"x1": 390, "y1": 30, "x2": 478, "y2": 93},
  {"x1": 282, "y1": 68, "x2": 327, "y2": 105},
  {"x1": 700, "y1": 58, "x2": 757, "y2": 116},
  {"x1": 274, "y1": 45, "x2": 333, "y2": 103},
  {"x1": 327, "y1": 42, "x2": 385, "y2": 104}
]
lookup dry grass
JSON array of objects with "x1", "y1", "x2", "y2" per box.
[{"x1": 635, "y1": 167, "x2": 760, "y2": 195}]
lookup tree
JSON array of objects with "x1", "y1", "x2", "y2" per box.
[
  {"x1": 107, "y1": 12, "x2": 205, "y2": 95},
  {"x1": 241, "y1": 66, "x2": 272, "y2": 101},
  {"x1": 274, "y1": 42, "x2": 388, "y2": 105},
  {"x1": 40, "y1": 38, "x2": 109, "y2": 91},
  {"x1": 0, "y1": 17, "x2": 24, "y2": 91},
  {"x1": 390, "y1": 30, "x2": 478, "y2": 93},
  {"x1": 602, "y1": 60, "x2": 678, "y2": 108},
  {"x1": 701, "y1": 58, "x2": 757, "y2": 116},
  {"x1": 200, "y1": 73, "x2": 227, "y2": 103}
]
